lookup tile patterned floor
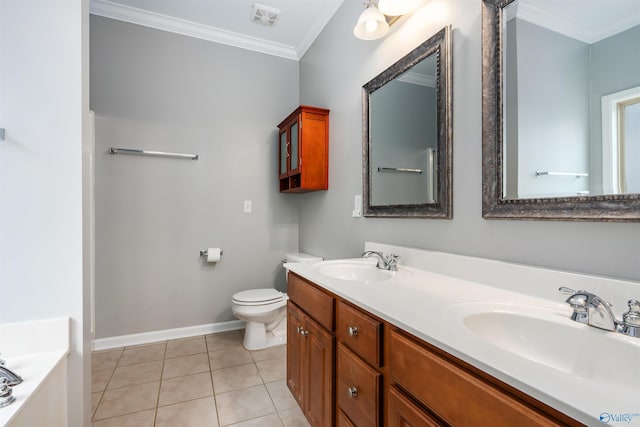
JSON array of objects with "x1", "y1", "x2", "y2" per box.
[{"x1": 91, "y1": 331, "x2": 310, "y2": 427}]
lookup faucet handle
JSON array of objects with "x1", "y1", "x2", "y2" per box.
[
  {"x1": 386, "y1": 254, "x2": 400, "y2": 271},
  {"x1": 620, "y1": 299, "x2": 640, "y2": 338},
  {"x1": 558, "y1": 286, "x2": 577, "y2": 295},
  {"x1": 623, "y1": 300, "x2": 640, "y2": 327}
]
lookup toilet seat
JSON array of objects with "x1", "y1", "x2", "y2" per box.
[{"x1": 233, "y1": 289, "x2": 285, "y2": 306}]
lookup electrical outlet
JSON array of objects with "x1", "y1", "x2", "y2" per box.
[{"x1": 244, "y1": 200, "x2": 252, "y2": 213}]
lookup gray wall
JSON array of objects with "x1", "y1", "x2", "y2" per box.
[
  {"x1": 0, "y1": 1, "x2": 90, "y2": 425},
  {"x1": 298, "y1": 0, "x2": 640, "y2": 282},
  {"x1": 504, "y1": 18, "x2": 519, "y2": 199},
  {"x1": 91, "y1": 16, "x2": 300, "y2": 338},
  {"x1": 371, "y1": 80, "x2": 436, "y2": 205},
  {"x1": 514, "y1": 19, "x2": 590, "y2": 198}
]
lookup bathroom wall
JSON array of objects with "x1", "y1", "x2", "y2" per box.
[
  {"x1": 0, "y1": 0, "x2": 90, "y2": 425},
  {"x1": 91, "y1": 16, "x2": 300, "y2": 339},
  {"x1": 298, "y1": 0, "x2": 640, "y2": 282},
  {"x1": 513, "y1": 19, "x2": 590, "y2": 198},
  {"x1": 371, "y1": 80, "x2": 436, "y2": 205}
]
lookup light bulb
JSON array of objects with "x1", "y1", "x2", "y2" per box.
[
  {"x1": 353, "y1": 3, "x2": 389, "y2": 40},
  {"x1": 365, "y1": 19, "x2": 379, "y2": 33}
]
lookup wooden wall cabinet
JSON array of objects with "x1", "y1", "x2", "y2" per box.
[
  {"x1": 286, "y1": 272, "x2": 585, "y2": 427},
  {"x1": 278, "y1": 106, "x2": 329, "y2": 193}
]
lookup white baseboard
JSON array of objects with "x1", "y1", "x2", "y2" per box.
[{"x1": 93, "y1": 320, "x2": 245, "y2": 351}]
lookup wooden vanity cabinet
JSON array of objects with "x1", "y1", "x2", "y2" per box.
[
  {"x1": 287, "y1": 273, "x2": 335, "y2": 427},
  {"x1": 336, "y1": 300, "x2": 383, "y2": 426},
  {"x1": 278, "y1": 106, "x2": 329, "y2": 193},
  {"x1": 387, "y1": 386, "x2": 444, "y2": 427},
  {"x1": 286, "y1": 274, "x2": 584, "y2": 427},
  {"x1": 387, "y1": 328, "x2": 583, "y2": 427}
]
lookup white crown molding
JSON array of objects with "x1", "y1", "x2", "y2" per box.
[
  {"x1": 516, "y1": 2, "x2": 640, "y2": 44},
  {"x1": 90, "y1": 0, "x2": 300, "y2": 60},
  {"x1": 397, "y1": 71, "x2": 436, "y2": 87}
]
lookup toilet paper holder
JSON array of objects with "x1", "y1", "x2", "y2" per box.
[{"x1": 200, "y1": 249, "x2": 224, "y2": 257}]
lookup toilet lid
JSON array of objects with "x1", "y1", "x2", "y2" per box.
[{"x1": 233, "y1": 289, "x2": 284, "y2": 305}]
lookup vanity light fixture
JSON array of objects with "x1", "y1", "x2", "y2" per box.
[
  {"x1": 353, "y1": 2, "x2": 390, "y2": 40},
  {"x1": 377, "y1": 0, "x2": 422, "y2": 16},
  {"x1": 354, "y1": 0, "x2": 423, "y2": 40}
]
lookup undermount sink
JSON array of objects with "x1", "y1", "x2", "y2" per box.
[
  {"x1": 452, "y1": 303, "x2": 640, "y2": 388},
  {"x1": 311, "y1": 260, "x2": 393, "y2": 282}
]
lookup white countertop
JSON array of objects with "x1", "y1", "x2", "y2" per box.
[
  {"x1": 0, "y1": 318, "x2": 69, "y2": 427},
  {"x1": 286, "y1": 244, "x2": 640, "y2": 426}
]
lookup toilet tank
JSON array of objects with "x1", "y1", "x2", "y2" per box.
[
  {"x1": 284, "y1": 253, "x2": 322, "y2": 285},
  {"x1": 285, "y1": 253, "x2": 323, "y2": 264}
]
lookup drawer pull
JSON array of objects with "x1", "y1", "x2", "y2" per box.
[
  {"x1": 347, "y1": 326, "x2": 359, "y2": 336},
  {"x1": 347, "y1": 386, "x2": 358, "y2": 399}
]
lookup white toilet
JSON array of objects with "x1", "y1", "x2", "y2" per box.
[{"x1": 232, "y1": 252, "x2": 322, "y2": 350}]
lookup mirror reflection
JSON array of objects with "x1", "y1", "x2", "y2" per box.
[
  {"x1": 370, "y1": 54, "x2": 438, "y2": 205},
  {"x1": 502, "y1": 0, "x2": 640, "y2": 200},
  {"x1": 363, "y1": 26, "x2": 452, "y2": 218}
]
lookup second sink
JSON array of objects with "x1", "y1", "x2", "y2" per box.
[{"x1": 450, "y1": 302, "x2": 640, "y2": 389}]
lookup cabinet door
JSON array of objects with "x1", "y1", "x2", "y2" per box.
[
  {"x1": 289, "y1": 119, "x2": 300, "y2": 175},
  {"x1": 287, "y1": 303, "x2": 305, "y2": 407},
  {"x1": 304, "y1": 315, "x2": 334, "y2": 427},
  {"x1": 279, "y1": 130, "x2": 289, "y2": 179},
  {"x1": 387, "y1": 387, "x2": 444, "y2": 427}
]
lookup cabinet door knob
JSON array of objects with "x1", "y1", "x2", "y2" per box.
[
  {"x1": 301, "y1": 329, "x2": 309, "y2": 337},
  {"x1": 347, "y1": 386, "x2": 358, "y2": 399},
  {"x1": 347, "y1": 326, "x2": 359, "y2": 336},
  {"x1": 296, "y1": 325, "x2": 303, "y2": 334}
]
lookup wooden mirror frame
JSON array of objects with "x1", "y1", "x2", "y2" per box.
[
  {"x1": 363, "y1": 26, "x2": 452, "y2": 218},
  {"x1": 482, "y1": 0, "x2": 640, "y2": 221}
]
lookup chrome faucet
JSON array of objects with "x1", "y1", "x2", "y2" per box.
[
  {"x1": 559, "y1": 287, "x2": 640, "y2": 338},
  {"x1": 362, "y1": 251, "x2": 400, "y2": 271},
  {"x1": 0, "y1": 364, "x2": 22, "y2": 387},
  {"x1": 559, "y1": 287, "x2": 621, "y2": 331}
]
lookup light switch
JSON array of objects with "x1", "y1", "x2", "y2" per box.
[
  {"x1": 244, "y1": 200, "x2": 252, "y2": 213},
  {"x1": 352, "y1": 195, "x2": 362, "y2": 217}
]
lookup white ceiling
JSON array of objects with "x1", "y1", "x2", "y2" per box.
[
  {"x1": 90, "y1": 0, "x2": 345, "y2": 60},
  {"x1": 510, "y1": 0, "x2": 640, "y2": 44}
]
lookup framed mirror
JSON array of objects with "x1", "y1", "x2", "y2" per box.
[
  {"x1": 482, "y1": 0, "x2": 640, "y2": 221},
  {"x1": 363, "y1": 26, "x2": 452, "y2": 218}
]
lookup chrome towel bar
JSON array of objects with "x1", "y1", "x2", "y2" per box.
[
  {"x1": 535, "y1": 171, "x2": 588, "y2": 178},
  {"x1": 109, "y1": 147, "x2": 198, "y2": 160},
  {"x1": 377, "y1": 167, "x2": 423, "y2": 174}
]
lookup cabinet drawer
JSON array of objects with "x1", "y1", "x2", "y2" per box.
[
  {"x1": 288, "y1": 273, "x2": 334, "y2": 331},
  {"x1": 337, "y1": 343, "x2": 381, "y2": 427},
  {"x1": 336, "y1": 300, "x2": 382, "y2": 367},
  {"x1": 389, "y1": 329, "x2": 565, "y2": 427},
  {"x1": 387, "y1": 386, "x2": 444, "y2": 427},
  {"x1": 337, "y1": 410, "x2": 356, "y2": 427}
]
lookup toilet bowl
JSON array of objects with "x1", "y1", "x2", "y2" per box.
[{"x1": 232, "y1": 252, "x2": 322, "y2": 350}]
